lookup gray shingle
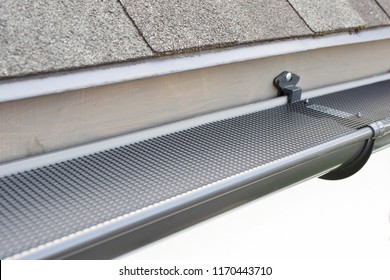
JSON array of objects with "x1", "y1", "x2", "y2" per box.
[
  {"x1": 349, "y1": 0, "x2": 390, "y2": 27},
  {"x1": 288, "y1": 0, "x2": 390, "y2": 33},
  {"x1": 0, "y1": 0, "x2": 153, "y2": 79},
  {"x1": 120, "y1": 0, "x2": 313, "y2": 53},
  {"x1": 1, "y1": 0, "x2": 389, "y2": 79},
  {"x1": 377, "y1": 0, "x2": 390, "y2": 17}
]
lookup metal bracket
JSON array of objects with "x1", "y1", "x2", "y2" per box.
[{"x1": 273, "y1": 71, "x2": 302, "y2": 103}]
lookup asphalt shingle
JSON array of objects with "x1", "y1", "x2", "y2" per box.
[
  {"x1": 349, "y1": 0, "x2": 390, "y2": 27},
  {"x1": 0, "y1": 0, "x2": 153, "y2": 79},
  {"x1": 288, "y1": 0, "x2": 390, "y2": 33},
  {"x1": 377, "y1": 0, "x2": 390, "y2": 17},
  {"x1": 120, "y1": 0, "x2": 313, "y2": 53},
  {"x1": 1, "y1": 0, "x2": 389, "y2": 79}
]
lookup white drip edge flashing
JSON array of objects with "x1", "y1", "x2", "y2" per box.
[{"x1": 1, "y1": 27, "x2": 390, "y2": 103}]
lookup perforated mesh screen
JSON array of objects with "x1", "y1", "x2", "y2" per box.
[{"x1": 1, "y1": 80, "x2": 389, "y2": 259}]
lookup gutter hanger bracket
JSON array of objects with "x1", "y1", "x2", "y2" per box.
[{"x1": 273, "y1": 71, "x2": 302, "y2": 103}]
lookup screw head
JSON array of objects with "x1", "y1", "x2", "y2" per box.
[
  {"x1": 356, "y1": 112, "x2": 362, "y2": 118},
  {"x1": 286, "y1": 72, "x2": 292, "y2": 82},
  {"x1": 304, "y1": 99, "x2": 310, "y2": 104}
]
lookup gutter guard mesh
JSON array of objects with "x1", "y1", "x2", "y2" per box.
[{"x1": 1, "y1": 80, "x2": 389, "y2": 259}]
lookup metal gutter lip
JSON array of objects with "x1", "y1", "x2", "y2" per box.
[
  {"x1": 0, "y1": 27, "x2": 390, "y2": 103},
  {"x1": 8, "y1": 127, "x2": 373, "y2": 260}
]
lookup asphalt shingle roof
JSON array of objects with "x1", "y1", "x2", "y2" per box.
[
  {"x1": 349, "y1": 0, "x2": 390, "y2": 28},
  {"x1": 0, "y1": 0, "x2": 153, "y2": 78},
  {"x1": 0, "y1": 0, "x2": 389, "y2": 80},
  {"x1": 120, "y1": 0, "x2": 312, "y2": 53},
  {"x1": 377, "y1": 0, "x2": 390, "y2": 17},
  {"x1": 288, "y1": 0, "x2": 390, "y2": 32}
]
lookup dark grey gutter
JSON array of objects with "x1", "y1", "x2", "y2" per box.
[
  {"x1": 1, "y1": 79, "x2": 390, "y2": 260},
  {"x1": 45, "y1": 129, "x2": 374, "y2": 259}
]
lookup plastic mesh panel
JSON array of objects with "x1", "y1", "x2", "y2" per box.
[{"x1": 0, "y1": 80, "x2": 389, "y2": 259}]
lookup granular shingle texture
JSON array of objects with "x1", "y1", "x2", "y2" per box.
[
  {"x1": 1, "y1": 0, "x2": 389, "y2": 80},
  {"x1": 377, "y1": 0, "x2": 390, "y2": 17},
  {"x1": 288, "y1": 0, "x2": 390, "y2": 32},
  {"x1": 0, "y1": 0, "x2": 153, "y2": 78},
  {"x1": 349, "y1": 0, "x2": 390, "y2": 27},
  {"x1": 120, "y1": 0, "x2": 313, "y2": 53}
]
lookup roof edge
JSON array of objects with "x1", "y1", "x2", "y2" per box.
[{"x1": 1, "y1": 27, "x2": 390, "y2": 103}]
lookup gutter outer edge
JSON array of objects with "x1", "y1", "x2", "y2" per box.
[{"x1": 8, "y1": 127, "x2": 373, "y2": 259}]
